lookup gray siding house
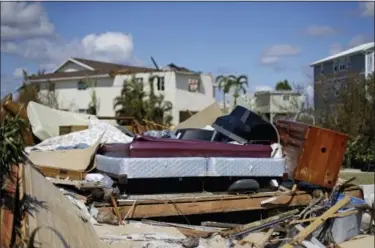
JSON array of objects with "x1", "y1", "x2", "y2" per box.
[{"x1": 310, "y1": 42, "x2": 374, "y2": 114}]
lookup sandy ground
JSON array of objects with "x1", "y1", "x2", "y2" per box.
[
  {"x1": 339, "y1": 235, "x2": 375, "y2": 248},
  {"x1": 93, "y1": 222, "x2": 229, "y2": 248}
]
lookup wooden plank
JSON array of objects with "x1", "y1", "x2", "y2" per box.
[
  {"x1": 100, "y1": 193, "x2": 311, "y2": 219},
  {"x1": 201, "y1": 221, "x2": 240, "y2": 228},
  {"x1": 96, "y1": 191, "x2": 310, "y2": 207},
  {"x1": 110, "y1": 195, "x2": 123, "y2": 225},
  {"x1": 24, "y1": 163, "x2": 104, "y2": 248},
  {"x1": 177, "y1": 228, "x2": 212, "y2": 238}
]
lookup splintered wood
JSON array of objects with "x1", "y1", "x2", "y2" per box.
[{"x1": 281, "y1": 195, "x2": 352, "y2": 247}]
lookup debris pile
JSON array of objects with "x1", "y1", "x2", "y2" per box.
[{"x1": 1, "y1": 97, "x2": 374, "y2": 248}]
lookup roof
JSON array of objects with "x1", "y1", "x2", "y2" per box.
[
  {"x1": 163, "y1": 63, "x2": 193, "y2": 73},
  {"x1": 72, "y1": 57, "x2": 143, "y2": 72},
  {"x1": 28, "y1": 70, "x2": 108, "y2": 81},
  {"x1": 29, "y1": 57, "x2": 158, "y2": 81},
  {"x1": 310, "y1": 42, "x2": 374, "y2": 66}
]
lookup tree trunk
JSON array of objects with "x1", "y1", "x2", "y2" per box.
[{"x1": 223, "y1": 92, "x2": 226, "y2": 111}]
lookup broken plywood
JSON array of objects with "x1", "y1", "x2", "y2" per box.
[
  {"x1": 173, "y1": 102, "x2": 223, "y2": 131},
  {"x1": 23, "y1": 163, "x2": 105, "y2": 248},
  {"x1": 28, "y1": 134, "x2": 102, "y2": 172}
]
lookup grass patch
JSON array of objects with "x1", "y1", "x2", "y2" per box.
[{"x1": 339, "y1": 172, "x2": 375, "y2": 185}]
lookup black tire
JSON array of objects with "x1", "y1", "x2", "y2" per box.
[{"x1": 227, "y1": 179, "x2": 260, "y2": 193}]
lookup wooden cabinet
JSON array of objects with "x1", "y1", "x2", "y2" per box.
[{"x1": 276, "y1": 120, "x2": 349, "y2": 188}]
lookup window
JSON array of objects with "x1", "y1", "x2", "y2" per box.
[
  {"x1": 320, "y1": 64, "x2": 324, "y2": 75},
  {"x1": 339, "y1": 58, "x2": 346, "y2": 71},
  {"x1": 188, "y1": 79, "x2": 199, "y2": 92},
  {"x1": 77, "y1": 80, "x2": 87, "y2": 90},
  {"x1": 48, "y1": 82, "x2": 55, "y2": 92},
  {"x1": 282, "y1": 95, "x2": 290, "y2": 101},
  {"x1": 35, "y1": 83, "x2": 41, "y2": 92},
  {"x1": 346, "y1": 56, "x2": 351, "y2": 69},
  {"x1": 333, "y1": 60, "x2": 338, "y2": 72},
  {"x1": 135, "y1": 77, "x2": 143, "y2": 84},
  {"x1": 157, "y1": 76, "x2": 165, "y2": 91}
]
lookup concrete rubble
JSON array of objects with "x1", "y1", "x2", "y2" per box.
[{"x1": 1, "y1": 97, "x2": 374, "y2": 248}]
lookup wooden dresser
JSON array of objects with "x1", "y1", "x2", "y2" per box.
[{"x1": 276, "y1": 120, "x2": 349, "y2": 188}]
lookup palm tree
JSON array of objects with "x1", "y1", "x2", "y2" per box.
[
  {"x1": 17, "y1": 69, "x2": 40, "y2": 105},
  {"x1": 145, "y1": 75, "x2": 173, "y2": 125},
  {"x1": 216, "y1": 75, "x2": 233, "y2": 111},
  {"x1": 275, "y1": 80, "x2": 292, "y2": 91},
  {"x1": 113, "y1": 77, "x2": 147, "y2": 125},
  {"x1": 229, "y1": 75, "x2": 248, "y2": 107},
  {"x1": 152, "y1": 94, "x2": 173, "y2": 125},
  {"x1": 113, "y1": 75, "x2": 173, "y2": 126},
  {"x1": 87, "y1": 79, "x2": 100, "y2": 115}
]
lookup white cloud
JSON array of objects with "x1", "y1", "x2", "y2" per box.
[
  {"x1": 0, "y1": 2, "x2": 55, "y2": 40},
  {"x1": 348, "y1": 34, "x2": 370, "y2": 48},
  {"x1": 81, "y1": 32, "x2": 134, "y2": 62},
  {"x1": 360, "y1": 1, "x2": 374, "y2": 17},
  {"x1": 264, "y1": 44, "x2": 301, "y2": 58},
  {"x1": 260, "y1": 56, "x2": 279, "y2": 65},
  {"x1": 1, "y1": 2, "x2": 138, "y2": 96},
  {"x1": 2, "y1": 32, "x2": 136, "y2": 66},
  {"x1": 260, "y1": 44, "x2": 301, "y2": 71},
  {"x1": 305, "y1": 25, "x2": 337, "y2": 36},
  {"x1": 13, "y1": 68, "x2": 26, "y2": 79},
  {"x1": 328, "y1": 34, "x2": 372, "y2": 56},
  {"x1": 329, "y1": 43, "x2": 343, "y2": 55},
  {"x1": 1, "y1": 3, "x2": 137, "y2": 69}
]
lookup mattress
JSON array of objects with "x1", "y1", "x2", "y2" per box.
[
  {"x1": 98, "y1": 136, "x2": 272, "y2": 158},
  {"x1": 95, "y1": 155, "x2": 285, "y2": 179}
]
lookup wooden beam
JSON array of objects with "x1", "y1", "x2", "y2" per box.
[
  {"x1": 99, "y1": 193, "x2": 311, "y2": 219},
  {"x1": 95, "y1": 191, "x2": 311, "y2": 207}
]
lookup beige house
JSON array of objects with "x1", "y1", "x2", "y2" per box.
[
  {"x1": 235, "y1": 91, "x2": 303, "y2": 123},
  {"x1": 27, "y1": 57, "x2": 217, "y2": 125}
]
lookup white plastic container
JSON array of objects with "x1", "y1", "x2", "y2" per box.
[{"x1": 330, "y1": 210, "x2": 362, "y2": 243}]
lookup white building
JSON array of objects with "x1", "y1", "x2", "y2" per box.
[
  {"x1": 252, "y1": 90, "x2": 303, "y2": 123},
  {"x1": 28, "y1": 58, "x2": 217, "y2": 125},
  {"x1": 236, "y1": 93, "x2": 256, "y2": 111}
]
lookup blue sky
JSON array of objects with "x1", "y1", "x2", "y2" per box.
[{"x1": 1, "y1": 1, "x2": 374, "y2": 100}]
